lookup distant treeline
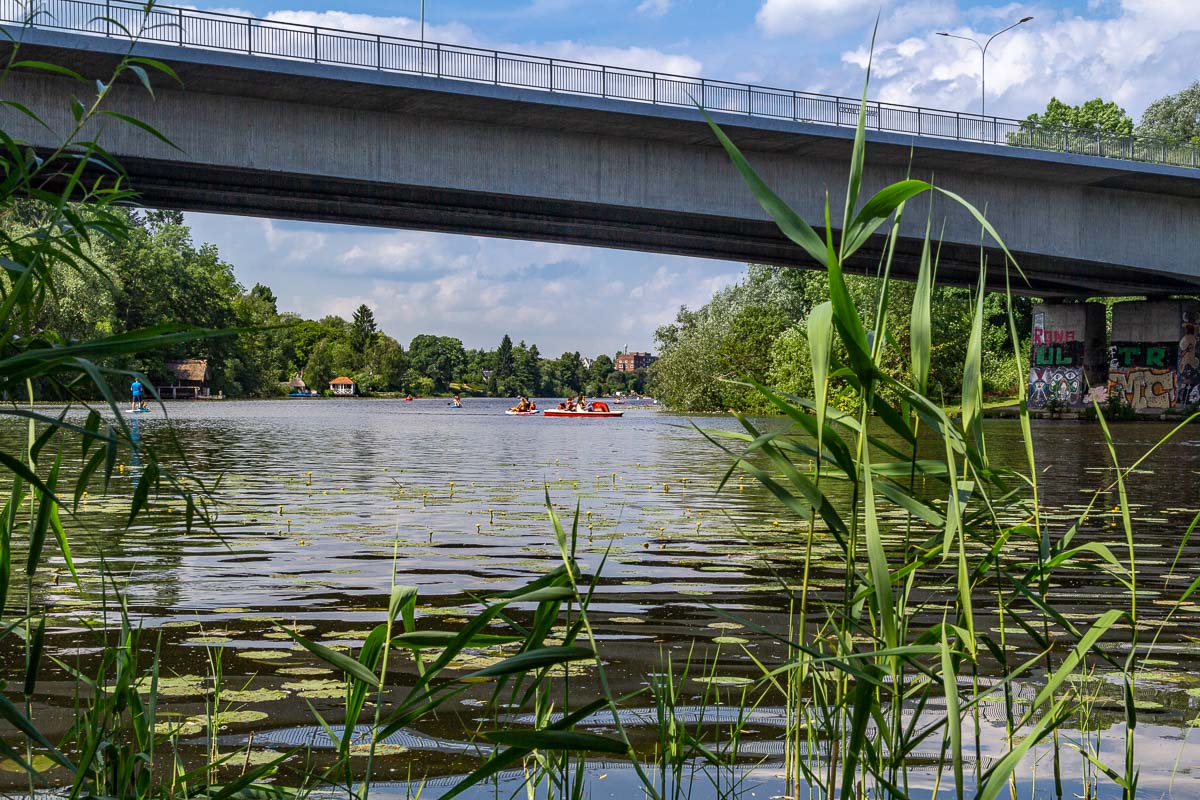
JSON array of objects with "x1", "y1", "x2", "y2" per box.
[
  {"x1": 23, "y1": 208, "x2": 647, "y2": 398},
  {"x1": 648, "y1": 266, "x2": 1032, "y2": 413}
]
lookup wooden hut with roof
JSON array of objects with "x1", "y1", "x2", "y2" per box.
[{"x1": 160, "y1": 359, "x2": 212, "y2": 399}]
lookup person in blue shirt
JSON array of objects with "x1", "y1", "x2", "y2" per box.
[{"x1": 131, "y1": 378, "x2": 144, "y2": 411}]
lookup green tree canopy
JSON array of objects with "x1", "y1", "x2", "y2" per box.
[
  {"x1": 1022, "y1": 97, "x2": 1133, "y2": 136},
  {"x1": 1137, "y1": 81, "x2": 1200, "y2": 145},
  {"x1": 350, "y1": 303, "x2": 378, "y2": 355},
  {"x1": 408, "y1": 334, "x2": 467, "y2": 390}
]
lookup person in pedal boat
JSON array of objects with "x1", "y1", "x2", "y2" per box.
[{"x1": 511, "y1": 396, "x2": 531, "y2": 413}]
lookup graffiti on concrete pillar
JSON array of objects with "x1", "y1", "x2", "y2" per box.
[
  {"x1": 1109, "y1": 368, "x2": 1177, "y2": 410},
  {"x1": 1028, "y1": 311, "x2": 1087, "y2": 407},
  {"x1": 1180, "y1": 314, "x2": 1200, "y2": 407},
  {"x1": 1108, "y1": 340, "x2": 1182, "y2": 411},
  {"x1": 1109, "y1": 341, "x2": 1178, "y2": 370},
  {"x1": 1028, "y1": 366, "x2": 1082, "y2": 407}
]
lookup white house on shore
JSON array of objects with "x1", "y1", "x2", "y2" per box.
[{"x1": 330, "y1": 376, "x2": 357, "y2": 396}]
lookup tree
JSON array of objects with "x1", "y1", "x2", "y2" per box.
[
  {"x1": 586, "y1": 354, "x2": 614, "y2": 395},
  {"x1": 366, "y1": 335, "x2": 408, "y2": 390},
  {"x1": 547, "y1": 352, "x2": 584, "y2": 395},
  {"x1": 350, "y1": 303, "x2": 378, "y2": 355},
  {"x1": 494, "y1": 334, "x2": 514, "y2": 386},
  {"x1": 1137, "y1": 82, "x2": 1200, "y2": 146},
  {"x1": 249, "y1": 282, "x2": 277, "y2": 311},
  {"x1": 304, "y1": 339, "x2": 335, "y2": 391},
  {"x1": 511, "y1": 340, "x2": 541, "y2": 396},
  {"x1": 1010, "y1": 97, "x2": 1133, "y2": 154},
  {"x1": 408, "y1": 334, "x2": 467, "y2": 390}
]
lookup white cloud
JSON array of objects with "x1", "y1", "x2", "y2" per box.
[
  {"x1": 843, "y1": 0, "x2": 1200, "y2": 120},
  {"x1": 186, "y1": 213, "x2": 745, "y2": 356},
  {"x1": 261, "y1": 219, "x2": 327, "y2": 262},
  {"x1": 756, "y1": 0, "x2": 882, "y2": 38},
  {"x1": 636, "y1": 0, "x2": 671, "y2": 18},
  {"x1": 208, "y1": 5, "x2": 701, "y2": 76}
]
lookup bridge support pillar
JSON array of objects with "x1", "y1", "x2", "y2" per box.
[
  {"x1": 1028, "y1": 302, "x2": 1107, "y2": 408},
  {"x1": 1109, "y1": 299, "x2": 1200, "y2": 411}
]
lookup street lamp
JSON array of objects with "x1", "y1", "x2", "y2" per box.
[
  {"x1": 420, "y1": 0, "x2": 425, "y2": 43},
  {"x1": 937, "y1": 16, "x2": 1033, "y2": 119}
]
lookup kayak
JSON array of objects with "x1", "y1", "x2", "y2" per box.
[
  {"x1": 542, "y1": 410, "x2": 623, "y2": 418},
  {"x1": 505, "y1": 410, "x2": 540, "y2": 416}
]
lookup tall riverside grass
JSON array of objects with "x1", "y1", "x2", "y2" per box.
[{"x1": 675, "y1": 34, "x2": 1200, "y2": 800}]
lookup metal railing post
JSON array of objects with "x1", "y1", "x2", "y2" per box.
[
  {"x1": 548, "y1": 57, "x2": 554, "y2": 91},
  {"x1": 313, "y1": 26, "x2": 318, "y2": 62},
  {"x1": 246, "y1": 16, "x2": 252, "y2": 54},
  {"x1": 436, "y1": 42, "x2": 441, "y2": 77},
  {"x1": 105, "y1": 0, "x2": 110, "y2": 37},
  {"x1": 955, "y1": 111, "x2": 960, "y2": 140},
  {"x1": 375, "y1": 34, "x2": 381, "y2": 69},
  {"x1": 493, "y1": 52, "x2": 498, "y2": 84},
  {"x1": 652, "y1": 71, "x2": 656, "y2": 104},
  {"x1": 177, "y1": 6, "x2": 183, "y2": 45}
]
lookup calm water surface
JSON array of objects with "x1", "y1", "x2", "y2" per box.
[{"x1": 3, "y1": 398, "x2": 1200, "y2": 798}]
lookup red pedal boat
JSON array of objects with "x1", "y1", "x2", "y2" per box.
[{"x1": 543, "y1": 401, "x2": 623, "y2": 418}]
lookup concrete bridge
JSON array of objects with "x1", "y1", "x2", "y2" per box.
[{"x1": 3, "y1": 12, "x2": 1200, "y2": 296}]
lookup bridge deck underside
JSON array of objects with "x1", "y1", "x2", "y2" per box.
[{"x1": 5, "y1": 28, "x2": 1200, "y2": 298}]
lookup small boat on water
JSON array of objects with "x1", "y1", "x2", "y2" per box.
[
  {"x1": 543, "y1": 409, "x2": 623, "y2": 418},
  {"x1": 543, "y1": 400, "x2": 622, "y2": 418},
  {"x1": 505, "y1": 409, "x2": 540, "y2": 416}
]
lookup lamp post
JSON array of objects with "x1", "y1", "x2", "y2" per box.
[
  {"x1": 937, "y1": 16, "x2": 1033, "y2": 120},
  {"x1": 420, "y1": 0, "x2": 425, "y2": 43}
]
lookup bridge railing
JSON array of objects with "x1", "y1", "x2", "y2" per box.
[{"x1": 3, "y1": 0, "x2": 1198, "y2": 170}]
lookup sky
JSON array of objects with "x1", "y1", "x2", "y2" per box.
[{"x1": 183, "y1": 0, "x2": 1200, "y2": 356}]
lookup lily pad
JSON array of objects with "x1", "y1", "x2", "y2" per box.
[
  {"x1": 221, "y1": 688, "x2": 288, "y2": 702},
  {"x1": 187, "y1": 710, "x2": 270, "y2": 728},
  {"x1": 0, "y1": 755, "x2": 57, "y2": 773},
  {"x1": 281, "y1": 679, "x2": 344, "y2": 699},
  {"x1": 236, "y1": 649, "x2": 293, "y2": 661},
  {"x1": 693, "y1": 676, "x2": 754, "y2": 687}
]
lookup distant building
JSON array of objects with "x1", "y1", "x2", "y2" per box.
[
  {"x1": 160, "y1": 359, "x2": 211, "y2": 399},
  {"x1": 615, "y1": 352, "x2": 656, "y2": 372},
  {"x1": 580, "y1": 356, "x2": 594, "y2": 370},
  {"x1": 330, "y1": 376, "x2": 357, "y2": 396}
]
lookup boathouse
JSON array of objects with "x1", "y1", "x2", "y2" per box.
[
  {"x1": 330, "y1": 376, "x2": 357, "y2": 396},
  {"x1": 160, "y1": 359, "x2": 212, "y2": 399}
]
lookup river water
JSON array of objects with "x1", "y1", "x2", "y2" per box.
[{"x1": 2, "y1": 398, "x2": 1199, "y2": 799}]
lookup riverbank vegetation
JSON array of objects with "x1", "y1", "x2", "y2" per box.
[
  {"x1": 650, "y1": 265, "x2": 1029, "y2": 413},
  {"x1": 12, "y1": 206, "x2": 647, "y2": 399}
]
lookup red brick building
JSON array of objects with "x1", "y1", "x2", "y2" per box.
[{"x1": 615, "y1": 351, "x2": 656, "y2": 372}]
